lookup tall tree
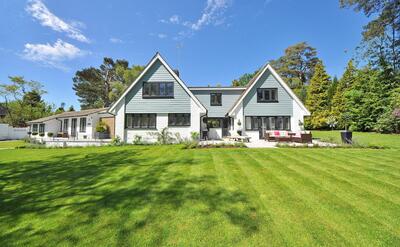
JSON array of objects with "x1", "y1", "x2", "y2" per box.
[
  {"x1": 340, "y1": 0, "x2": 400, "y2": 73},
  {"x1": 232, "y1": 71, "x2": 258, "y2": 87},
  {"x1": 73, "y1": 58, "x2": 144, "y2": 109},
  {"x1": 0, "y1": 76, "x2": 51, "y2": 126},
  {"x1": 331, "y1": 60, "x2": 358, "y2": 128},
  {"x1": 305, "y1": 62, "x2": 331, "y2": 129}
]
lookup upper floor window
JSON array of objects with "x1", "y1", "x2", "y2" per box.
[
  {"x1": 210, "y1": 93, "x2": 222, "y2": 106},
  {"x1": 143, "y1": 82, "x2": 174, "y2": 98},
  {"x1": 257, "y1": 88, "x2": 278, "y2": 103},
  {"x1": 79, "y1": 118, "x2": 87, "y2": 133}
]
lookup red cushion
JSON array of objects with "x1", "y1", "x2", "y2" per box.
[{"x1": 274, "y1": 131, "x2": 280, "y2": 136}]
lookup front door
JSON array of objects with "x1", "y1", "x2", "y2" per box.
[
  {"x1": 71, "y1": 118, "x2": 77, "y2": 137},
  {"x1": 258, "y1": 117, "x2": 268, "y2": 139}
]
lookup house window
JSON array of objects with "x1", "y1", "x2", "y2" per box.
[
  {"x1": 245, "y1": 116, "x2": 290, "y2": 131},
  {"x1": 168, "y1": 113, "x2": 190, "y2": 126},
  {"x1": 79, "y1": 118, "x2": 87, "y2": 132},
  {"x1": 126, "y1": 114, "x2": 156, "y2": 129},
  {"x1": 210, "y1": 93, "x2": 222, "y2": 106},
  {"x1": 142, "y1": 82, "x2": 174, "y2": 98},
  {"x1": 63, "y1": 119, "x2": 69, "y2": 133},
  {"x1": 257, "y1": 88, "x2": 278, "y2": 102},
  {"x1": 39, "y1": 124, "x2": 45, "y2": 134},
  {"x1": 32, "y1": 124, "x2": 38, "y2": 133}
]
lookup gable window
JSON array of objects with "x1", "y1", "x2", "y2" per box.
[
  {"x1": 257, "y1": 88, "x2": 278, "y2": 103},
  {"x1": 210, "y1": 93, "x2": 222, "y2": 106},
  {"x1": 32, "y1": 124, "x2": 38, "y2": 133},
  {"x1": 79, "y1": 118, "x2": 87, "y2": 132},
  {"x1": 39, "y1": 124, "x2": 45, "y2": 134},
  {"x1": 143, "y1": 82, "x2": 174, "y2": 98},
  {"x1": 126, "y1": 114, "x2": 156, "y2": 129},
  {"x1": 168, "y1": 113, "x2": 191, "y2": 127}
]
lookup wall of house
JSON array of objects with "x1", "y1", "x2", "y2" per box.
[
  {"x1": 125, "y1": 60, "x2": 191, "y2": 113},
  {"x1": 191, "y1": 89, "x2": 243, "y2": 118},
  {"x1": 124, "y1": 98, "x2": 202, "y2": 143},
  {"x1": 243, "y1": 70, "x2": 293, "y2": 116},
  {"x1": 29, "y1": 119, "x2": 59, "y2": 140}
]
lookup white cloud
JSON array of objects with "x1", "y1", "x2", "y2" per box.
[
  {"x1": 157, "y1": 33, "x2": 167, "y2": 39},
  {"x1": 26, "y1": 0, "x2": 90, "y2": 43},
  {"x1": 169, "y1": 15, "x2": 180, "y2": 24},
  {"x1": 21, "y1": 39, "x2": 86, "y2": 70},
  {"x1": 109, "y1": 37, "x2": 123, "y2": 43},
  {"x1": 190, "y1": 0, "x2": 231, "y2": 31}
]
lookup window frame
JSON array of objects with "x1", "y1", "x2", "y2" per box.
[
  {"x1": 32, "y1": 124, "x2": 38, "y2": 133},
  {"x1": 125, "y1": 113, "x2": 157, "y2": 130},
  {"x1": 168, "y1": 113, "x2": 191, "y2": 127},
  {"x1": 142, "y1": 82, "x2": 174, "y2": 99},
  {"x1": 210, "y1": 93, "x2": 222, "y2": 106},
  {"x1": 39, "y1": 124, "x2": 45, "y2": 134},
  {"x1": 256, "y1": 88, "x2": 278, "y2": 103},
  {"x1": 245, "y1": 116, "x2": 291, "y2": 131},
  {"x1": 79, "y1": 117, "x2": 87, "y2": 133},
  {"x1": 63, "y1": 119, "x2": 69, "y2": 133}
]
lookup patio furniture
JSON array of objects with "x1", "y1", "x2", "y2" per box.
[
  {"x1": 265, "y1": 131, "x2": 312, "y2": 143},
  {"x1": 292, "y1": 133, "x2": 312, "y2": 143},
  {"x1": 227, "y1": 136, "x2": 251, "y2": 143},
  {"x1": 57, "y1": 132, "x2": 68, "y2": 138}
]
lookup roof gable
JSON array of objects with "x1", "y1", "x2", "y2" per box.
[
  {"x1": 109, "y1": 53, "x2": 207, "y2": 113},
  {"x1": 227, "y1": 64, "x2": 310, "y2": 116}
]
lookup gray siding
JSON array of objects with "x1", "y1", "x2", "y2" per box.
[
  {"x1": 191, "y1": 90, "x2": 243, "y2": 117},
  {"x1": 125, "y1": 60, "x2": 191, "y2": 113},
  {"x1": 243, "y1": 70, "x2": 293, "y2": 116}
]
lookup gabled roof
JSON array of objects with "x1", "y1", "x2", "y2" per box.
[
  {"x1": 27, "y1": 108, "x2": 108, "y2": 124},
  {"x1": 227, "y1": 63, "x2": 310, "y2": 116},
  {"x1": 108, "y1": 53, "x2": 207, "y2": 113}
]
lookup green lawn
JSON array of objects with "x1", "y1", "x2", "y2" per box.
[
  {"x1": 0, "y1": 140, "x2": 26, "y2": 149},
  {"x1": 1, "y1": 145, "x2": 400, "y2": 246},
  {"x1": 313, "y1": 130, "x2": 400, "y2": 148}
]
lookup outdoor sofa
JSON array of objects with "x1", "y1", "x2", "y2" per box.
[{"x1": 265, "y1": 131, "x2": 312, "y2": 143}]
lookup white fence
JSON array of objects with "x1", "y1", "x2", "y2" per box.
[{"x1": 0, "y1": 124, "x2": 29, "y2": 140}]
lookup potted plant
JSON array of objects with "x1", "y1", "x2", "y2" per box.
[
  {"x1": 47, "y1": 132, "x2": 54, "y2": 138},
  {"x1": 237, "y1": 119, "x2": 242, "y2": 136},
  {"x1": 96, "y1": 121, "x2": 109, "y2": 139},
  {"x1": 341, "y1": 113, "x2": 352, "y2": 144},
  {"x1": 32, "y1": 132, "x2": 38, "y2": 136},
  {"x1": 39, "y1": 133, "x2": 45, "y2": 137}
]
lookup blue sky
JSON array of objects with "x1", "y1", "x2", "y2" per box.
[{"x1": 0, "y1": 0, "x2": 369, "y2": 109}]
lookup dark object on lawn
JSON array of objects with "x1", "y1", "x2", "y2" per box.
[{"x1": 341, "y1": 131, "x2": 352, "y2": 144}]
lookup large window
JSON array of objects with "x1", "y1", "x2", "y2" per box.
[
  {"x1": 245, "y1": 116, "x2": 290, "y2": 131},
  {"x1": 32, "y1": 124, "x2": 38, "y2": 133},
  {"x1": 143, "y1": 82, "x2": 174, "y2": 98},
  {"x1": 39, "y1": 124, "x2": 45, "y2": 134},
  {"x1": 168, "y1": 113, "x2": 190, "y2": 127},
  {"x1": 79, "y1": 118, "x2": 86, "y2": 132},
  {"x1": 257, "y1": 88, "x2": 278, "y2": 102},
  {"x1": 63, "y1": 119, "x2": 69, "y2": 133},
  {"x1": 210, "y1": 93, "x2": 222, "y2": 106},
  {"x1": 126, "y1": 114, "x2": 156, "y2": 129}
]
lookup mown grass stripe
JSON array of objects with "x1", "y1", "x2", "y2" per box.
[
  {"x1": 262, "y1": 149, "x2": 400, "y2": 237},
  {"x1": 249, "y1": 149, "x2": 400, "y2": 246}
]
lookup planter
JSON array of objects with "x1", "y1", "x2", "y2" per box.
[
  {"x1": 96, "y1": 132, "x2": 110, "y2": 139},
  {"x1": 341, "y1": 131, "x2": 352, "y2": 144}
]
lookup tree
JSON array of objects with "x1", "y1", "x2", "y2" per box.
[
  {"x1": 0, "y1": 76, "x2": 51, "y2": 126},
  {"x1": 270, "y1": 42, "x2": 320, "y2": 89},
  {"x1": 340, "y1": 0, "x2": 399, "y2": 73},
  {"x1": 55, "y1": 102, "x2": 66, "y2": 114},
  {"x1": 331, "y1": 60, "x2": 358, "y2": 128},
  {"x1": 305, "y1": 62, "x2": 331, "y2": 129},
  {"x1": 232, "y1": 71, "x2": 258, "y2": 87},
  {"x1": 68, "y1": 105, "x2": 75, "y2": 112},
  {"x1": 73, "y1": 58, "x2": 144, "y2": 109}
]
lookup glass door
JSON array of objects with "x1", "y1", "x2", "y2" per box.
[{"x1": 71, "y1": 118, "x2": 77, "y2": 137}]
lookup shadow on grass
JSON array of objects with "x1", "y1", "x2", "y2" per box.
[{"x1": 0, "y1": 147, "x2": 260, "y2": 245}]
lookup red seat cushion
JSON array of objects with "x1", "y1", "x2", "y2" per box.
[{"x1": 274, "y1": 131, "x2": 280, "y2": 136}]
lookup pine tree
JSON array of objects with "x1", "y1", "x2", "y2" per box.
[
  {"x1": 331, "y1": 60, "x2": 357, "y2": 128},
  {"x1": 305, "y1": 61, "x2": 331, "y2": 129}
]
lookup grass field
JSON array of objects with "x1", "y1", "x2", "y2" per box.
[
  {"x1": 312, "y1": 130, "x2": 400, "y2": 148},
  {"x1": 0, "y1": 140, "x2": 26, "y2": 149},
  {"x1": 1, "y1": 143, "x2": 400, "y2": 246}
]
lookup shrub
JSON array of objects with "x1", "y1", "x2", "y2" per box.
[
  {"x1": 133, "y1": 135, "x2": 143, "y2": 145},
  {"x1": 96, "y1": 121, "x2": 108, "y2": 133},
  {"x1": 110, "y1": 136, "x2": 123, "y2": 146},
  {"x1": 190, "y1": 131, "x2": 200, "y2": 141},
  {"x1": 47, "y1": 132, "x2": 54, "y2": 137},
  {"x1": 32, "y1": 132, "x2": 38, "y2": 136},
  {"x1": 151, "y1": 127, "x2": 174, "y2": 144},
  {"x1": 39, "y1": 133, "x2": 45, "y2": 137}
]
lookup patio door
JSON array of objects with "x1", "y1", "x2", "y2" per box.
[{"x1": 71, "y1": 118, "x2": 77, "y2": 138}]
